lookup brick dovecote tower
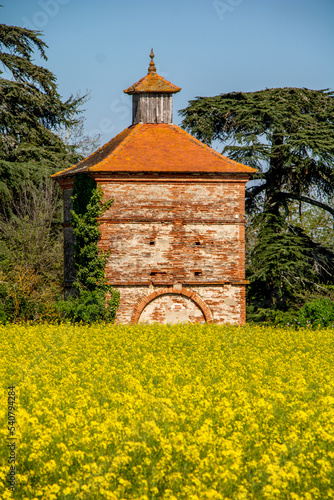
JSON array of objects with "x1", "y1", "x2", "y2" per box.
[{"x1": 53, "y1": 51, "x2": 256, "y2": 324}]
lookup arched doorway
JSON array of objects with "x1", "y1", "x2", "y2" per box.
[{"x1": 131, "y1": 287, "x2": 213, "y2": 324}]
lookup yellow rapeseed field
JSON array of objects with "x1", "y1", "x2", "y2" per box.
[{"x1": 1, "y1": 323, "x2": 334, "y2": 500}]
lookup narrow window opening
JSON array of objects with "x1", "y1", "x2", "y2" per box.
[
  {"x1": 194, "y1": 271, "x2": 202, "y2": 276},
  {"x1": 150, "y1": 271, "x2": 167, "y2": 276},
  {"x1": 195, "y1": 241, "x2": 200, "y2": 245},
  {"x1": 149, "y1": 241, "x2": 155, "y2": 245}
]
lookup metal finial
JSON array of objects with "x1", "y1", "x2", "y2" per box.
[{"x1": 148, "y1": 48, "x2": 156, "y2": 74}]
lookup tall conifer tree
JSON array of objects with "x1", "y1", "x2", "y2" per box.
[
  {"x1": 0, "y1": 18, "x2": 84, "y2": 201},
  {"x1": 180, "y1": 88, "x2": 334, "y2": 308}
]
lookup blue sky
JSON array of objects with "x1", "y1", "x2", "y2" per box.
[{"x1": 2, "y1": 0, "x2": 334, "y2": 150}]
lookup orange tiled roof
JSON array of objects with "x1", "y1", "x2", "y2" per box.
[
  {"x1": 124, "y1": 72, "x2": 181, "y2": 94},
  {"x1": 52, "y1": 123, "x2": 257, "y2": 179},
  {"x1": 124, "y1": 48, "x2": 181, "y2": 94}
]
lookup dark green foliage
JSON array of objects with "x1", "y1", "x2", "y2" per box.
[
  {"x1": 56, "y1": 289, "x2": 119, "y2": 324},
  {"x1": 248, "y1": 213, "x2": 334, "y2": 309},
  {"x1": 180, "y1": 88, "x2": 334, "y2": 314},
  {"x1": 57, "y1": 174, "x2": 119, "y2": 324},
  {"x1": 248, "y1": 215, "x2": 313, "y2": 307},
  {"x1": 0, "y1": 304, "x2": 6, "y2": 324},
  {"x1": 0, "y1": 273, "x2": 59, "y2": 323},
  {"x1": 180, "y1": 88, "x2": 334, "y2": 217},
  {"x1": 298, "y1": 297, "x2": 334, "y2": 328},
  {"x1": 0, "y1": 17, "x2": 107, "y2": 323},
  {"x1": 247, "y1": 297, "x2": 334, "y2": 328},
  {"x1": 72, "y1": 174, "x2": 97, "y2": 216},
  {"x1": 0, "y1": 20, "x2": 84, "y2": 205},
  {"x1": 71, "y1": 174, "x2": 113, "y2": 292},
  {"x1": 246, "y1": 305, "x2": 299, "y2": 326}
]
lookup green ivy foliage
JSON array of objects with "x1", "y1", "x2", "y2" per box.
[
  {"x1": 58, "y1": 174, "x2": 119, "y2": 323},
  {"x1": 71, "y1": 175, "x2": 110, "y2": 292}
]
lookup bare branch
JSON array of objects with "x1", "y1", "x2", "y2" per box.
[{"x1": 280, "y1": 192, "x2": 334, "y2": 217}]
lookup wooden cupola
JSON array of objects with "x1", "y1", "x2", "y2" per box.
[{"x1": 124, "y1": 49, "x2": 181, "y2": 124}]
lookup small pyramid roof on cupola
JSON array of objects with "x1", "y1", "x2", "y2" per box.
[{"x1": 124, "y1": 49, "x2": 181, "y2": 94}]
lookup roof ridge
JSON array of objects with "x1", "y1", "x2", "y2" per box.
[
  {"x1": 169, "y1": 124, "x2": 255, "y2": 172},
  {"x1": 51, "y1": 125, "x2": 142, "y2": 178},
  {"x1": 170, "y1": 124, "x2": 233, "y2": 162}
]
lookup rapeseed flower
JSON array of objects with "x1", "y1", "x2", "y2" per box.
[{"x1": 0, "y1": 323, "x2": 334, "y2": 498}]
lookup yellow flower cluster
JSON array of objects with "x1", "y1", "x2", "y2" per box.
[{"x1": 1, "y1": 323, "x2": 334, "y2": 499}]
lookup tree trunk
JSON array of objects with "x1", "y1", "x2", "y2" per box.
[{"x1": 264, "y1": 131, "x2": 285, "y2": 216}]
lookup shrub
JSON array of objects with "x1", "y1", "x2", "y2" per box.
[
  {"x1": 298, "y1": 297, "x2": 334, "y2": 328},
  {"x1": 0, "y1": 267, "x2": 61, "y2": 322},
  {"x1": 56, "y1": 289, "x2": 119, "y2": 324},
  {"x1": 247, "y1": 305, "x2": 300, "y2": 326}
]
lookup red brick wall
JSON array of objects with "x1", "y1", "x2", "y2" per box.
[{"x1": 96, "y1": 175, "x2": 248, "y2": 324}]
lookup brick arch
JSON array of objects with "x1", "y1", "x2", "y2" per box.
[{"x1": 131, "y1": 287, "x2": 213, "y2": 324}]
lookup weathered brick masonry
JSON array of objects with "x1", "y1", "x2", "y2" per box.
[
  {"x1": 97, "y1": 176, "x2": 248, "y2": 324},
  {"x1": 53, "y1": 51, "x2": 256, "y2": 324}
]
